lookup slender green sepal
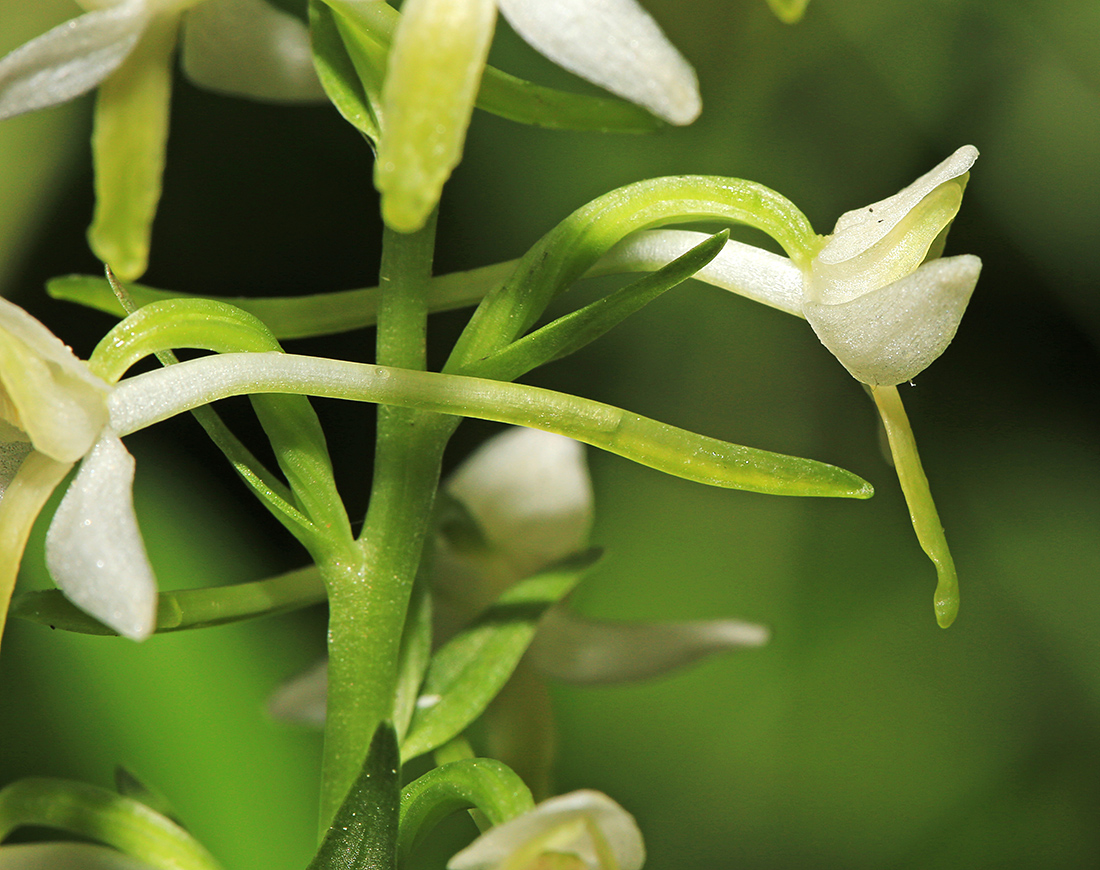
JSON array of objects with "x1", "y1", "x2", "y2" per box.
[
  {"x1": 871, "y1": 385, "x2": 959, "y2": 627},
  {"x1": 91, "y1": 297, "x2": 354, "y2": 561},
  {"x1": 470, "y1": 230, "x2": 728, "y2": 381},
  {"x1": 401, "y1": 549, "x2": 600, "y2": 761},
  {"x1": 87, "y1": 14, "x2": 179, "y2": 281},
  {"x1": 0, "y1": 778, "x2": 221, "y2": 870},
  {"x1": 10, "y1": 564, "x2": 327, "y2": 635},
  {"x1": 398, "y1": 760, "x2": 534, "y2": 866},
  {"x1": 309, "y1": 723, "x2": 400, "y2": 869}
]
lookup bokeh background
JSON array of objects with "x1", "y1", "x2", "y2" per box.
[{"x1": 2, "y1": 0, "x2": 1099, "y2": 867}]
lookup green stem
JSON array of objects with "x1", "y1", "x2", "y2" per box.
[{"x1": 319, "y1": 213, "x2": 455, "y2": 834}]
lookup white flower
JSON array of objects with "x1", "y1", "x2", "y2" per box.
[
  {"x1": 369, "y1": 0, "x2": 700, "y2": 231},
  {"x1": 0, "y1": 296, "x2": 157, "y2": 644},
  {"x1": 0, "y1": 0, "x2": 323, "y2": 281},
  {"x1": 802, "y1": 145, "x2": 982, "y2": 386},
  {"x1": 448, "y1": 790, "x2": 645, "y2": 870}
]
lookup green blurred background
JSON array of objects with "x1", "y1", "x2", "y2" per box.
[{"x1": 1, "y1": 0, "x2": 1099, "y2": 867}]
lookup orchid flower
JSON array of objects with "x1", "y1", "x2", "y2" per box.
[
  {"x1": 599, "y1": 146, "x2": 981, "y2": 626},
  {"x1": 371, "y1": 0, "x2": 702, "y2": 232},
  {"x1": 447, "y1": 789, "x2": 645, "y2": 870},
  {"x1": 0, "y1": 0, "x2": 324, "y2": 281},
  {"x1": 0, "y1": 296, "x2": 157, "y2": 647}
]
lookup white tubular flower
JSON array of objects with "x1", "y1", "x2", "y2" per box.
[
  {"x1": 448, "y1": 790, "x2": 645, "y2": 870},
  {"x1": 0, "y1": 296, "x2": 157, "y2": 644},
  {"x1": 802, "y1": 145, "x2": 982, "y2": 386},
  {"x1": 0, "y1": 0, "x2": 323, "y2": 281},
  {"x1": 376, "y1": 0, "x2": 700, "y2": 232}
]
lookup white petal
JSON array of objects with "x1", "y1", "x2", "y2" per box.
[
  {"x1": 529, "y1": 605, "x2": 769, "y2": 684},
  {"x1": 497, "y1": 0, "x2": 700, "y2": 125},
  {"x1": 45, "y1": 430, "x2": 157, "y2": 641},
  {"x1": 181, "y1": 0, "x2": 326, "y2": 102},
  {"x1": 0, "y1": 1, "x2": 149, "y2": 121},
  {"x1": 0, "y1": 296, "x2": 112, "y2": 464},
  {"x1": 445, "y1": 427, "x2": 593, "y2": 579},
  {"x1": 267, "y1": 659, "x2": 328, "y2": 727},
  {"x1": 804, "y1": 254, "x2": 982, "y2": 385},
  {"x1": 449, "y1": 790, "x2": 644, "y2": 870},
  {"x1": 810, "y1": 146, "x2": 978, "y2": 303},
  {"x1": 595, "y1": 229, "x2": 804, "y2": 317}
]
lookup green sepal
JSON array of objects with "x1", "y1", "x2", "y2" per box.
[
  {"x1": 9, "y1": 564, "x2": 326, "y2": 636},
  {"x1": 90, "y1": 298, "x2": 354, "y2": 562},
  {"x1": 309, "y1": 723, "x2": 400, "y2": 870},
  {"x1": 400, "y1": 549, "x2": 601, "y2": 761},
  {"x1": 469, "y1": 230, "x2": 728, "y2": 382},
  {"x1": 398, "y1": 759, "x2": 534, "y2": 865},
  {"x1": 309, "y1": 0, "x2": 383, "y2": 142},
  {"x1": 0, "y1": 778, "x2": 221, "y2": 870}
]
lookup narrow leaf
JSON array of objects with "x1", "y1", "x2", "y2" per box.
[
  {"x1": 470, "y1": 230, "x2": 727, "y2": 381},
  {"x1": 401, "y1": 549, "x2": 600, "y2": 761}
]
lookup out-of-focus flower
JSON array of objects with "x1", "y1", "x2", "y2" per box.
[
  {"x1": 270, "y1": 426, "x2": 769, "y2": 725},
  {"x1": 448, "y1": 789, "x2": 645, "y2": 870},
  {"x1": 0, "y1": 296, "x2": 157, "y2": 645},
  {"x1": 0, "y1": 0, "x2": 323, "y2": 281},
  {"x1": 374, "y1": 0, "x2": 701, "y2": 232}
]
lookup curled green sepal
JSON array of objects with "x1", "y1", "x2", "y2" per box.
[
  {"x1": 9, "y1": 564, "x2": 326, "y2": 636},
  {"x1": 91, "y1": 298, "x2": 354, "y2": 561},
  {"x1": 0, "y1": 778, "x2": 222, "y2": 870},
  {"x1": 870, "y1": 385, "x2": 959, "y2": 627},
  {"x1": 400, "y1": 549, "x2": 600, "y2": 761},
  {"x1": 469, "y1": 230, "x2": 729, "y2": 382},
  {"x1": 308, "y1": 723, "x2": 399, "y2": 870},
  {"x1": 398, "y1": 760, "x2": 534, "y2": 866},
  {"x1": 110, "y1": 352, "x2": 874, "y2": 499},
  {"x1": 445, "y1": 176, "x2": 818, "y2": 376}
]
